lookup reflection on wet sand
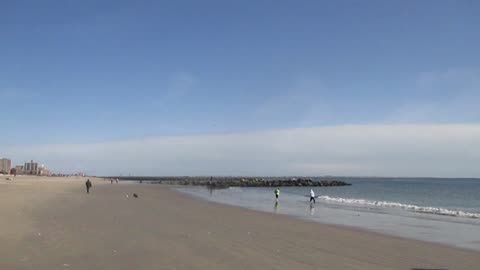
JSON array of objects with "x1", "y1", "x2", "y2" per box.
[{"x1": 309, "y1": 203, "x2": 315, "y2": 216}]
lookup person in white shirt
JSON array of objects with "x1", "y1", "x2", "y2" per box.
[{"x1": 310, "y1": 189, "x2": 316, "y2": 203}]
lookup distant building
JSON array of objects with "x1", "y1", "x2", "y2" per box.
[
  {"x1": 0, "y1": 158, "x2": 12, "y2": 174},
  {"x1": 24, "y1": 160, "x2": 39, "y2": 175},
  {"x1": 15, "y1": 165, "x2": 24, "y2": 175},
  {"x1": 39, "y1": 168, "x2": 51, "y2": 176}
]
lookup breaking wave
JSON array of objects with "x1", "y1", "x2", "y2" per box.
[{"x1": 318, "y1": 196, "x2": 480, "y2": 219}]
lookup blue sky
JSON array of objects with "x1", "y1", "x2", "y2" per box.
[{"x1": 2, "y1": 1, "x2": 480, "y2": 175}]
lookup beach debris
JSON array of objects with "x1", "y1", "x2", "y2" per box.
[
  {"x1": 37, "y1": 233, "x2": 42, "y2": 236},
  {"x1": 62, "y1": 263, "x2": 70, "y2": 267},
  {"x1": 113, "y1": 250, "x2": 117, "y2": 255},
  {"x1": 133, "y1": 193, "x2": 138, "y2": 198},
  {"x1": 126, "y1": 195, "x2": 129, "y2": 198},
  {"x1": 20, "y1": 256, "x2": 29, "y2": 262}
]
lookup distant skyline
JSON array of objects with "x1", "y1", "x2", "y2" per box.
[{"x1": 2, "y1": 1, "x2": 480, "y2": 176}]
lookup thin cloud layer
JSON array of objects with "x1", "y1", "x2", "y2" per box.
[{"x1": 5, "y1": 124, "x2": 480, "y2": 177}]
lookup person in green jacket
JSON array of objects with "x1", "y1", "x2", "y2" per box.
[{"x1": 274, "y1": 188, "x2": 280, "y2": 200}]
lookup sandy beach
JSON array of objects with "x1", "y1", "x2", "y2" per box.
[{"x1": 0, "y1": 176, "x2": 478, "y2": 270}]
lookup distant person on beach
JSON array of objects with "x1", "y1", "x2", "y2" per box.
[
  {"x1": 116, "y1": 178, "x2": 119, "y2": 183},
  {"x1": 310, "y1": 189, "x2": 316, "y2": 203},
  {"x1": 86, "y1": 179, "x2": 92, "y2": 194},
  {"x1": 274, "y1": 188, "x2": 280, "y2": 200}
]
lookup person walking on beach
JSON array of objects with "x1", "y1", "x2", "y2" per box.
[
  {"x1": 310, "y1": 189, "x2": 316, "y2": 203},
  {"x1": 85, "y1": 179, "x2": 92, "y2": 194},
  {"x1": 274, "y1": 188, "x2": 280, "y2": 200}
]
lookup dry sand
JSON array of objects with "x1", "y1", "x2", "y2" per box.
[{"x1": 0, "y1": 176, "x2": 478, "y2": 270}]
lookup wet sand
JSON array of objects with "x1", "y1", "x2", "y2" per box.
[{"x1": 0, "y1": 176, "x2": 478, "y2": 270}]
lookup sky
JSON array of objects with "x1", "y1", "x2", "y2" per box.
[{"x1": 1, "y1": 1, "x2": 480, "y2": 176}]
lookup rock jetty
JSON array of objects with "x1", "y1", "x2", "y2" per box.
[
  {"x1": 202, "y1": 178, "x2": 350, "y2": 189},
  {"x1": 110, "y1": 176, "x2": 351, "y2": 189}
]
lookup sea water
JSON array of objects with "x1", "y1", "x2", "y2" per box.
[{"x1": 177, "y1": 178, "x2": 480, "y2": 251}]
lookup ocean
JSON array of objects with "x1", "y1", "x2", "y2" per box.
[{"x1": 177, "y1": 178, "x2": 480, "y2": 251}]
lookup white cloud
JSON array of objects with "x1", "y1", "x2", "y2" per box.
[{"x1": 5, "y1": 124, "x2": 480, "y2": 177}]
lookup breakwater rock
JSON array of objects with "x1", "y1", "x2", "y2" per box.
[
  {"x1": 110, "y1": 176, "x2": 351, "y2": 189},
  {"x1": 203, "y1": 178, "x2": 351, "y2": 189}
]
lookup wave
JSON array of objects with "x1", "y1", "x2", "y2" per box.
[{"x1": 317, "y1": 196, "x2": 480, "y2": 219}]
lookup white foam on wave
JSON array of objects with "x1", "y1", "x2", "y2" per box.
[{"x1": 318, "y1": 196, "x2": 480, "y2": 219}]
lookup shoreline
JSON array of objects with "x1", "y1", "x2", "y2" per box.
[
  {"x1": 175, "y1": 186, "x2": 480, "y2": 252},
  {"x1": 173, "y1": 188, "x2": 410, "y2": 243},
  {"x1": 1, "y1": 176, "x2": 478, "y2": 269},
  {"x1": 176, "y1": 185, "x2": 480, "y2": 251}
]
